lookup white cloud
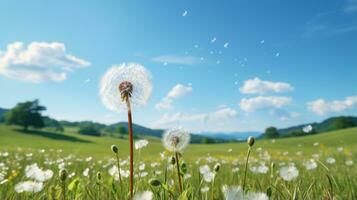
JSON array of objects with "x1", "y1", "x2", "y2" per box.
[
  {"x1": 240, "y1": 77, "x2": 293, "y2": 94},
  {"x1": 0, "y1": 41, "x2": 90, "y2": 83},
  {"x1": 151, "y1": 55, "x2": 201, "y2": 65},
  {"x1": 154, "y1": 107, "x2": 237, "y2": 126},
  {"x1": 155, "y1": 84, "x2": 193, "y2": 110},
  {"x1": 239, "y1": 96, "x2": 292, "y2": 112},
  {"x1": 308, "y1": 96, "x2": 357, "y2": 116}
]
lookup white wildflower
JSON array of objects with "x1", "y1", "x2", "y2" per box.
[
  {"x1": 25, "y1": 163, "x2": 53, "y2": 182},
  {"x1": 201, "y1": 186, "x2": 209, "y2": 193},
  {"x1": 83, "y1": 168, "x2": 89, "y2": 177},
  {"x1": 303, "y1": 159, "x2": 317, "y2": 170},
  {"x1": 346, "y1": 160, "x2": 353, "y2": 166},
  {"x1": 133, "y1": 191, "x2": 153, "y2": 200},
  {"x1": 135, "y1": 140, "x2": 149, "y2": 150},
  {"x1": 279, "y1": 166, "x2": 299, "y2": 181},
  {"x1": 14, "y1": 181, "x2": 43, "y2": 193},
  {"x1": 326, "y1": 157, "x2": 336, "y2": 164}
]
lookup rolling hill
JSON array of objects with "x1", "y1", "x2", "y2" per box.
[
  {"x1": 0, "y1": 124, "x2": 356, "y2": 160},
  {"x1": 278, "y1": 116, "x2": 357, "y2": 135}
]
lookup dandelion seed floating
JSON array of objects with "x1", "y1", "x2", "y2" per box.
[
  {"x1": 162, "y1": 127, "x2": 190, "y2": 194},
  {"x1": 100, "y1": 63, "x2": 152, "y2": 198}
]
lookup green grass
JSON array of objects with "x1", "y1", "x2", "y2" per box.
[
  {"x1": 1, "y1": 125, "x2": 356, "y2": 160},
  {"x1": 0, "y1": 125, "x2": 356, "y2": 199}
]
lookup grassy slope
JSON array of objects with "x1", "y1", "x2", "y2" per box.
[{"x1": 0, "y1": 125, "x2": 356, "y2": 160}]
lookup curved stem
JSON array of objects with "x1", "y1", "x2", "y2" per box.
[
  {"x1": 62, "y1": 181, "x2": 66, "y2": 200},
  {"x1": 175, "y1": 152, "x2": 183, "y2": 194},
  {"x1": 126, "y1": 100, "x2": 134, "y2": 198},
  {"x1": 242, "y1": 147, "x2": 251, "y2": 192}
]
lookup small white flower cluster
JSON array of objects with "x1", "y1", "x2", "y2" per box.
[
  {"x1": 279, "y1": 165, "x2": 299, "y2": 181},
  {"x1": 199, "y1": 165, "x2": 215, "y2": 183},
  {"x1": 133, "y1": 191, "x2": 153, "y2": 200},
  {"x1": 135, "y1": 139, "x2": 149, "y2": 150},
  {"x1": 303, "y1": 159, "x2": 317, "y2": 170},
  {"x1": 222, "y1": 185, "x2": 268, "y2": 200},
  {"x1": 14, "y1": 163, "x2": 53, "y2": 193},
  {"x1": 250, "y1": 163, "x2": 269, "y2": 174}
]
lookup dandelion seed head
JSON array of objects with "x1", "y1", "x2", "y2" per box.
[
  {"x1": 99, "y1": 63, "x2": 152, "y2": 112},
  {"x1": 162, "y1": 127, "x2": 190, "y2": 152},
  {"x1": 279, "y1": 166, "x2": 299, "y2": 181},
  {"x1": 14, "y1": 181, "x2": 43, "y2": 193},
  {"x1": 133, "y1": 191, "x2": 153, "y2": 200}
]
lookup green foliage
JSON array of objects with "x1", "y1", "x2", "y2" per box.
[
  {"x1": 43, "y1": 117, "x2": 64, "y2": 132},
  {"x1": 0, "y1": 126, "x2": 357, "y2": 199},
  {"x1": 78, "y1": 123, "x2": 102, "y2": 136},
  {"x1": 116, "y1": 125, "x2": 127, "y2": 135},
  {"x1": 329, "y1": 117, "x2": 356, "y2": 130},
  {"x1": 4, "y1": 99, "x2": 46, "y2": 131},
  {"x1": 264, "y1": 126, "x2": 279, "y2": 138}
]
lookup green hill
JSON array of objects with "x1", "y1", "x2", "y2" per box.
[
  {"x1": 278, "y1": 116, "x2": 357, "y2": 136},
  {"x1": 0, "y1": 124, "x2": 356, "y2": 160}
]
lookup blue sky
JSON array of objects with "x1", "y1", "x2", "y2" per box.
[{"x1": 0, "y1": 0, "x2": 357, "y2": 133}]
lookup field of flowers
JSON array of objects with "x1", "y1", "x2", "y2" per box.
[{"x1": 0, "y1": 128, "x2": 356, "y2": 200}]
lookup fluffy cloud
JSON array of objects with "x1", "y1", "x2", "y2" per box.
[
  {"x1": 239, "y1": 96, "x2": 292, "y2": 112},
  {"x1": 152, "y1": 55, "x2": 201, "y2": 65},
  {"x1": 308, "y1": 96, "x2": 357, "y2": 116},
  {"x1": 154, "y1": 107, "x2": 237, "y2": 126},
  {"x1": 240, "y1": 77, "x2": 293, "y2": 94},
  {"x1": 0, "y1": 42, "x2": 90, "y2": 83},
  {"x1": 155, "y1": 84, "x2": 193, "y2": 110}
]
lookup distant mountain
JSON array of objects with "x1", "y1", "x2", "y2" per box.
[
  {"x1": 278, "y1": 116, "x2": 357, "y2": 136},
  {"x1": 198, "y1": 132, "x2": 262, "y2": 141},
  {"x1": 109, "y1": 122, "x2": 164, "y2": 138}
]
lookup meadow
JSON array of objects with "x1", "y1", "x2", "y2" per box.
[{"x1": 0, "y1": 125, "x2": 356, "y2": 199}]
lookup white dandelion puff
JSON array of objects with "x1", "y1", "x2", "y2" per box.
[
  {"x1": 346, "y1": 160, "x2": 353, "y2": 166},
  {"x1": 99, "y1": 63, "x2": 152, "y2": 112},
  {"x1": 211, "y1": 37, "x2": 217, "y2": 43},
  {"x1": 25, "y1": 163, "x2": 53, "y2": 182},
  {"x1": 279, "y1": 166, "x2": 299, "y2": 181},
  {"x1": 83, "y1": 168, "x2": 90, "y2": 177},
  {"x1": 162, "y1": 127, "x2": 190, "y2": 152},
  {"x1": 14, "y1": 181, "x2": 43, "y2": 193},
  {"x1": 222, "y1": 185, "x2": 243, "y2": 200},
  {"x1": 326, "y1": 157, "x2": 336, "y2": 164},
  {"x1": 303, "y1": 159, "x2": 317, "y2": 170},
  {"x1": 224, "y1": 42, "x2": 229, "y2": 48},
  {"x1": 201, "y1": 186, "x2": 209, "y2": 193},
  {"x1": 135, "y1": 139, "x2": 149, "y2": 150},
  {"x1": 133, "y1": 191, "x2": 153, "y2": 200}
]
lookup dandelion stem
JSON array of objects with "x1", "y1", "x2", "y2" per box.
[
  {"x1": 62, "y1": 181, "x2": 66, "y2": 200},
  {"x1": 126, "y1": 100, "x2": 134, "y2": 198},
  {"x1": 242, "y1": 147, "x2": 251, "y2": 192},
  {"x1": 175, "y1": 152, "x2": 183, "y2": 194},
  {"x1": 115, "y1": 153, "x2": 122, "y2": 183}
]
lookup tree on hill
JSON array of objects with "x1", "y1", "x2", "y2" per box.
[
  {"x1": 330, "y1": 117, "x2": 356, "y2": 130},
  {"x1": 4, "y1": 100, "x2": 46, "y2": 131},
  {"x1": 264, "y1": 127, "x2": 279, "y2": 138},
  {"x1": 78, "y1": 123, "x2": 101, "y2": 136},
  {"x1": 43, "y1": 117, "x2": 64, "y2": 133},
  {"x1": 116, "y1": 125, "x2": 127, "y2": 135}
]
